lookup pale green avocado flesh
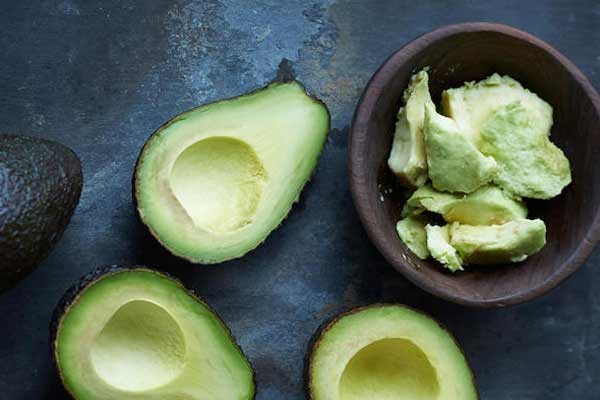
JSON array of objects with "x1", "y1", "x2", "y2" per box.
[
  {"x1": 424, "y1": 104, "x2": 497, "y2": 193},
  {"x1": 391, "y1": 71, "x2": 570, "y2": 270},
  {"x1": 403, "y1": 184, "x2": 527, "y2": 226},
  {"x1": 450, "y1": 219, "x2": 546, "y2": 265},
  {"x1": 387, "y1": 70, "x2": 434, "y2": 187},
  {"x1": 426, "y1": 225, "x2": 463, "y2": 272},
  {"x1": 54, "y1": 269, "x2": 254, "y2": 400},
  {"x1": 396, "y1": 216, "x2": 430, "y2": 259},
  {"x1": 480, "y1": 102, "x2": 571, "y2": 199},
  {"x1": 442, "y1": 73, "x2": 553, "y2": 145},
  {"x1": 135, "y1": 81, "x2": 329, "y2": 263},
  {"x1": 309, "y1": 305, "x2": 477, "y2": 400}
]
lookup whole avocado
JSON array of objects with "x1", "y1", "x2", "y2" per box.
[{"x1": 0, "y1": 134, "x2": 82, "y2": 293}]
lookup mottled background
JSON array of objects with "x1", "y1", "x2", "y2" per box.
[{"x1": 1, "y1": 1, "x2": 599, "y2": 399}]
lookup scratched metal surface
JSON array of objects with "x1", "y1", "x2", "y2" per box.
[{"x1": 1, "y1": 1, "x2": 599, "y2": 399}]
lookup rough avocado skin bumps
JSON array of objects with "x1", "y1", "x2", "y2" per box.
[
  {"x1": 0, "y1": 135, "x2": 82, "y2": 293},
  {"x1": 52, "y1": 265, "x2": 255, "y2": 400}
]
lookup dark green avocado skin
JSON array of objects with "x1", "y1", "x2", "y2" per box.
[{"x1": 0, "y1": 134, "x2": 82, "y2": 293}]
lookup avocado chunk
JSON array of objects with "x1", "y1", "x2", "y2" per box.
[
  {"x1": 424, "y1": 104, "x2": 497, "y2": 193},
  {"x1": 426, "y1": 225, "x2": 463, "y2": 272},
  {"x1": 480, "y1": 102, "x2": 571, "y2": 199},
  {"x1": 396, "y1": 216, "x2": 430, "y2": 259},
  {"x1": 52, "y1": 266, "x2": 255, "y2": 400},
  {"x1": 134, "y1": 81, "x2": 329, "y2": 263},
  {"x1": 0, "y1": 134, "x2": 82, "y2": 293},
  {"x1": 403, "y1": 184, "x2": 527, "y2": 225},
  {"x1": 387, "y1": 70, "x2": 434, "y2": 187},
  {"x1": 442, "y1": 73, "x2": 553, "y2": 145},
  {"x1": 307, "y1": 304, "x2": 478, "y2": 400},
  {"x1": 450, "y1": 219, "x2": 546, "y2": 265}
]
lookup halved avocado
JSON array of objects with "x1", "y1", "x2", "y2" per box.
[
  {"x1": 51, "y1": 266, "x2": 255, "y2": 400},
  {"x1": 307, "y1": 305, "x2": 478, "y2": 400},
  {"x1": 134, "y1": 81, "x2": 329, "y2": 263}
]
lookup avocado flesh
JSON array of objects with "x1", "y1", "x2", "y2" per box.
[
  {"x1": 403, "y1": 184, "x2": 527, "y2": 225},
  {"x1": 396, "y1": 216, "x2": 430, "y2": 259},
  {"x1": 442, "y1": 73, "x2": 553, "y2": 145},
  {"x1": 387, "y1": 70, "x2": 434, "y2": 187},
  {"x1": 54, "y1": 268, "x2": 254, "y2": 400},
  {"x1": 450, "y1": 219, "x2": 546, "y2": 265},
  {"x1": 0, "y1": 134, "x2": 82, "y2": 293},
  {"x1": 135, "y1": 81, "x2": 329, "y2": 263},
  {"x1": 480, "y1": 102, "x2": 571, "y2": 199},
  {"x1": 308, "y1": 305, "x2": 477, "y2": 400},
  {"x1": 424, "y1": 104, "x2": 497, "y2": 193},
  {"x1": 426, "y1": 225, "x2": 463, "y2": 272}
]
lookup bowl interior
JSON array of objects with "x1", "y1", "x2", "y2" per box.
[{"x1": 351, "y1": 24, "x2": 600, "y2": 306}]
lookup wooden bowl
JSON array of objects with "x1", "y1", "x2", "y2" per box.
[{"x1": 349, "y1": 23, "x2": 600, "y2": 307}]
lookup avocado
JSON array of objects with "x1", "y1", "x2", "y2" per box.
[
  {"x1": 387, "y1": 70, "x2": 434, "y2": 187},
  {"x1": 403, "y1": 184, "x2": 527, "y2": 225},
  {"x1": 396, "y1": 216, "x2": 430, "y2": 259},
  {"x1": 134, "y1": 81, "x2": 329, "y2": 263},
  {"x1": 450, "y1": 219, "x2": 546, "y2": 265},
  {"x1": 424, "y1": 103, "x2": 497, "y2": 193},
  {"x1": 426, "y1": 224, "x2": 463, "y2": 272},
  {"x1": 0, "y1": 134, "x2": 82, "y2": 293},
  {"x1": 307, "y1": 304, "x2": 478, "y2": 400},
  {"x1": 51, "y1": 266, "x2": 255, "y2": 399},
  {"x1": 442, "y1": 73, "x2": 553, "y2": 145},
  {"x1": 480, "y1": 102, "x2": 571, "y2": 199}
]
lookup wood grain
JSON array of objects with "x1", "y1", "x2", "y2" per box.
[{"x1": 349, "y1": 22, "x2": 600, "y2": 307}]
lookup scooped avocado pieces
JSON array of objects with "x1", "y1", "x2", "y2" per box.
[
  {"x1": 451, "y1": 219, "x2": 546, "y2": 265},
  {"x1": 403, "y1": 184, "x2": 527, "y2": 226},
  {"x1": 424, "y1": 103, "x2": 497, "y2": 193},
  {"x1": 307, "y1": 305, "x2": 478, "y2": 400},
  {"x1": 442, "y1": 73, "x2": 553, "y2": 145},
  {"x1": 480, "y1": 102, "x2": 572, "y2": 199},
  {"x1": 387, "y1": 69, "x2": 434, "y2": 187},
  {"x1": 134, "y1": 81, "x2": 329, "y2": 263},
  {"x1": 388, "y1": 70, "x2": 571, "y2": 271},
  {"x1": 52, "y1": 266, "x2": 255, "y2": 400},
  {"x1": 0, "y1": 134, "x2": 82, "y2": 293}
]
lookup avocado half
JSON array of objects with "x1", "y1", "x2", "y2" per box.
[
  {"x1": 51, "y1": 266, "x2": 255, "y2": 400},
  {"x1": 307, "y1": 305, "x2": 478, "y2": 400},
  {"x1": 134, "y1": 81, "x2": 330, "y2": 263},
  {"x1": 0, "y1": 134, "x2": 82, "y2": 293}
]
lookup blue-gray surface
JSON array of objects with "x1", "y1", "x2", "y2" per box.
[{"x1": 1, "y1": 1, "x2": 599, "y2": 399}]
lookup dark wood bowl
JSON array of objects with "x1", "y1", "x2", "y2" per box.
[{"x1": 349, "y1": 22, "x2": 600, "y2": 307}]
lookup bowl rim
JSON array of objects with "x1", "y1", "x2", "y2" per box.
[{"x1": 348, "y1": 22, "x2": 600, "y2": 307}]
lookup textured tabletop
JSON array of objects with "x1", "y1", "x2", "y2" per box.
[{"x1": 1, "y1": 1, "x2": 599, "y2": 399}]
